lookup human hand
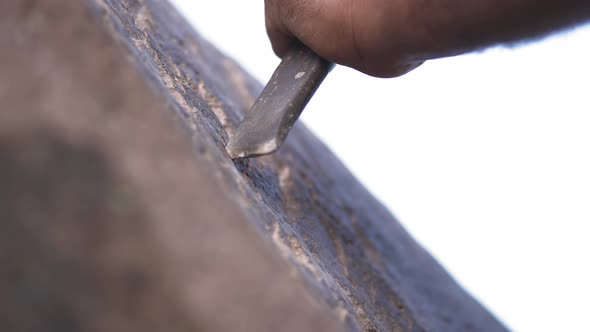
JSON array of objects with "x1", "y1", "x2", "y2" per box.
[
  {"x1": 265, "y1": 0, "x2": 590, "y2": 78},
  {"x1": 264, "y1": 0, "x2": 425, "y2": 78}
]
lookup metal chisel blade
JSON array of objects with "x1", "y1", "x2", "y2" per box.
[{"x1": 226, "y1": 44, "x2": 333, "y2": 159}]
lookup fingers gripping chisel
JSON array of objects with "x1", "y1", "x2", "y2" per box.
[{"x1": 225, "y1": 43, "x2": 333, "y2": 159}]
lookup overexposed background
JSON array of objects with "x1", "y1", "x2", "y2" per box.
[{"x1": 170, "y1": 1, "x2": 590, "y2": 330}]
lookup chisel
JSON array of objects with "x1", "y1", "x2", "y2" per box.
[{"x1": 226, "y1": 43, "x2": 333, "y2": 159}]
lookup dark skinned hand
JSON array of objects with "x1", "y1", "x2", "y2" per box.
[{"x1": 265, "y1": 0, "x2": 590, "y2": 78}]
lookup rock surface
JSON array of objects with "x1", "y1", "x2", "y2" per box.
[{"x1": 0, "y1": 0, "x2": 507, "y2": 331}]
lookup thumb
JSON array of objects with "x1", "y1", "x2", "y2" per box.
[{"x1": 264, "y1": 0, "x2": 296, "y2": 58}]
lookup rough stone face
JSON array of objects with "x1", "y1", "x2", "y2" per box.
[{"x1": 0, "y1": 0, "x2": 507, "y2": 331}]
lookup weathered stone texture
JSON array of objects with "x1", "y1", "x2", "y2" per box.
[{"x1": 0, "y1": 0, "x2": 507, "y2": 331}]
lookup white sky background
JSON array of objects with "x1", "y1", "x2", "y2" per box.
[{"x1": 170, "y1": 1, "x2": 590, "y2": 330}]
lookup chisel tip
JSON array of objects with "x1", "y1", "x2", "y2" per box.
[{"x1": 226, "y1": 134, "x2": 278, "y2": 159}]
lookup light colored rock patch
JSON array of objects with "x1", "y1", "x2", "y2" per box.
[
  {"x1": 271, "y1": 223, "x2": 323, "y2": 282},
  {"x1": 223, "y1": 58, "x2": 255, "y2": 109},
  {"x1": 196, "y1": 81, "x2": 231, "y2": 135},
  {"x1": 134, "y1": 4, "x2": 152, "y2": 33}
]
